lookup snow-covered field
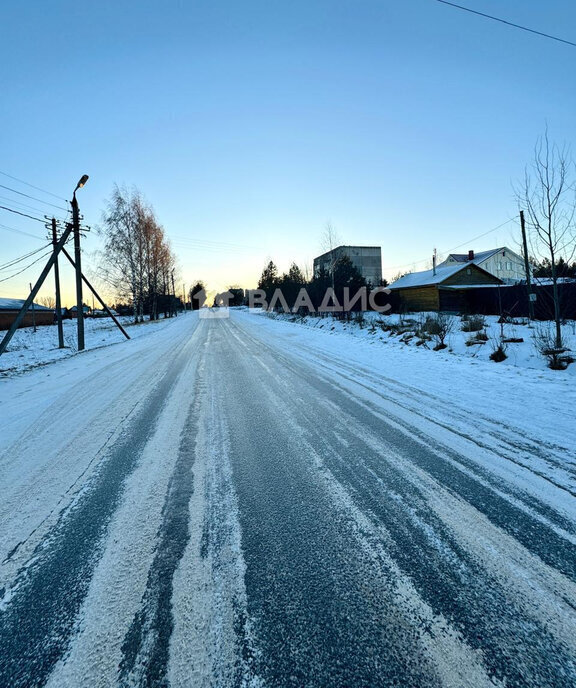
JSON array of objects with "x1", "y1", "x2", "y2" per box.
[
  {"x1": 0, "y1": 314, "x2": 181, "y2": 375},
  {"x1": 257, "y1": 308, "x2": 576, "y2": 375}
]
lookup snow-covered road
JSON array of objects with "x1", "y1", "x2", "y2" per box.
[{"x1": 0, "y1": 310, "x2": 574, "y2": 687}]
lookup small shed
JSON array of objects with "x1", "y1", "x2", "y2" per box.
[
  {"x1": 0, "y1": 298, "x2": 54, "y2": 330},
  {"x1": 389, "y1": 263, "x2": 503, "y2": 312},
  {"x1": 68, "y1": 305, "x2": 91, "y2": 318}
]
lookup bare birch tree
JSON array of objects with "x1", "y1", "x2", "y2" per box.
[
  {"x1": 320, "y1": 221, "x2": 341, "y2": 289},
  {"x1": 320, "y1": 221, "x2": 341, "y2": 254},
  {"x1": 516, "y1": 131, "x2": 576, "y2": 348},
  {"x1": 99, "y1": 185, "x2": 176, "y2": 323}
]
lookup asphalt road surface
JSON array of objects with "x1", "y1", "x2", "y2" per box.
[{"x1": 0, "y1": 311, "x2": 574, "y2": 687}]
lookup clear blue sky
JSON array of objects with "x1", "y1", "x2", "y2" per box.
[{"x1": 1, "y1": 0, "x2": 575, "y2": 302}]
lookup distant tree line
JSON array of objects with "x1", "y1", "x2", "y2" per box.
[
  {"x1": 98, "y1": 185, "x2": 180, "y2": 322},
  {"x1": 256, "y1": 255, "x2": 388, "y2": 314},
  {"x1": 532, "y1": 257, "x2": 576, "y2": 279}
]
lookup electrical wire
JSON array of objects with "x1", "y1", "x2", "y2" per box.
[
  {"x1": 0, "y1": 205, "x2": 47, "y2": 223},
  {"x1": 169, "y1": 241, "x2": 255, "y2": 254},
  {"x1": 0, "y1": 222, "x2": 46, "y2": 240},
  {"x1": 0, "y1": 183, "x2": 68, "y2": 213},
  {"x1": 0, "y1": 245, "x2": 51, "y2": 271},
  {"x1": 443, "y1": 217, "x2": 516, "y2": 254},
  {"x1": 0, "y1": 194, "x2": 68, "y2": 222},
  {"x1": 169, "y1": 235, "x2": 261, "y2": 251},
  {"x1": 436, "y1": 0, "x2": 576, "y2": 48},
  {"x1": 381, "y1": 217, "x2": 516, "y2": 271},
  {"x1": 0, "y1": 250, "x2": 53, "y2": 283},
  {"x1": 0, "y1": 170, "x2": 67, "y2": 202}
]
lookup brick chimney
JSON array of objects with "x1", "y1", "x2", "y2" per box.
[{"x1": 468, "y1": 250, "x2": 475, "y2": 261}]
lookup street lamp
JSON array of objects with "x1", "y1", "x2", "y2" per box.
[
  {"x1": 75, "y1": 175, "x2": 89, "y2": 193},
  {"x1": 71, "y1": 174, "x2": 89, "y2": 350}
]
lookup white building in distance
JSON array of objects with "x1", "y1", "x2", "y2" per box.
[{"x1": 439, "y1": 247, "x2": 526, "y2": 284}]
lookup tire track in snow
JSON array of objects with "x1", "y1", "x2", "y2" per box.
[
  {"x1": 218, "y1": 320, "x2": 458, "y2": 687},
  {"x1": 228, "y1": 317, "x2": 576, "y2": 570},
  {"x1": 167, "y1": 326, "x2": 263, "y2": 687},
  {"x1": 0, "y1": 337, "x2": 197, "y2": 688},
  {"x1": 0, "y1": 317, "x2": 200, "y2": 590},
  {"x1": 118, "y1": 359, "x2": 203, "y2": 686},
  {"x1": 222, "y1": 314, "x2": 576, "y2": 687}
]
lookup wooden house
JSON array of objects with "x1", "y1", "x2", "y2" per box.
[{"x1": 388, "y1": 263, "x2": 503, "y2": 312}]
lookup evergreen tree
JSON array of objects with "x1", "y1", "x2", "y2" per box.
[
  {"x1": 189, "y1": 281, "x2": 205, "y2": 310},
  {"x1": 280, "y1": 262, "x2": 307, "y2": 310},
  {"x1": 258, "y1": 261, "x2": 280, "y2": 299}
]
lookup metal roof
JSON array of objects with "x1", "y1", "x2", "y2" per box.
[
  {"x1": 441, "y1": 247, "x2": 509, "y2": 264},
  {"x1": 389, "y1": 262, "x2": 502, "y2": 290},
  {"x1": 0, "y1": 297, "x2": 52, "y2": 311},
  {"x1": 389, "y1": 264, "x2": 472, "y2": 289}
]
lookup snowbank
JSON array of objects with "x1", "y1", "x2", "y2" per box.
[
  {"x1": 253, "y1": 309, "x2": 576, "y2": 376},
  {"x1": 0, "y1": 314, "x2": 184, "y2": 376}
]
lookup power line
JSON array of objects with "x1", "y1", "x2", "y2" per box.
[
  {"x1": 170, "y1": 234, "x2": 260, "y2": 250},
  {"x1": 170, "y1": 241, "x2": 255, "y2": 254},
  {"x1": 0, "y1": 245, "x2": 51, "y2": 271},
  {"x1": 443, "y1": 217, "x2": 516, "y2": 253},
  {"x1": 0, "y1": 250, "x2": 53, "y2": 283},
  {"x1": 0, "y1": 194, "x2": 68, "y2": 222},
  {"x1": 0, "y1": 170, "x2": 67, "y2": 202},
  {"x1": 382, "y1": 217, "x2": 516, "y2": 271},
  {"x1": 0, "y1": 223, "x2": 46, "y2": 240},
  {"x1": 0, "y1": 205, "x2": 47, "y2": 223},
  {"x1": 0, "y1": 183, "x2": 68, "y2": 212},
  {"x1": 436, "y1": 0, "x2": 576, "y2": 48}
]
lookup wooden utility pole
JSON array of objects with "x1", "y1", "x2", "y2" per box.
[
  {"x1": 0, "y1": 223, "x2": 74, "y2": 356},
  {"x1": 29, "y1": 283, "x2": 37, "y2": 332},
  {"x1": 171, "y1": 269, "x2": 177, "y2": 317},
  {"x1": 52, "y1": 218, "x2": 65, "y2": 348},
  {"x1": 71, "y1": 194, "x2": 85, "y2": 350},
  {"x1": 520, "y1": 210, "x2": 535, "y2": 320}
]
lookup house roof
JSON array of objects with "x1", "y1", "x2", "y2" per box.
[
  {"x1": 389, "y1": 262, "x2": 502, "y2": 290},
  {"x1": 0, "y1": 297, "x2": 51, "y2": 311},
  {"x1": 443, "y1": 247, "x2": 510, "y2": 264},
  {"x1": 314, "y1": 245, "x2": 381, "y2": 261}
]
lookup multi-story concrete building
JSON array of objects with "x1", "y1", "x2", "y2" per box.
[{"x1": 313, "y1": 246, "x2": 382, "y2": 286}]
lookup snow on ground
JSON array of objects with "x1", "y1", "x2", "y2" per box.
[
  {"x1": 0, "y1": 309, "x2": 574, "y2": 686},
  {"x1": 0, "y1": 314, "x2": 182, "y2": 376},
  {"x1": 236, "y1": 307, "x2": 576, "y2": 498},
  {"x1": 255, "y1": 308, "x2": 576, "y2": 375}
]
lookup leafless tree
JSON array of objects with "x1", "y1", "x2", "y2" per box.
[
  {"x1": 320, "y1": 221, "x2": 342, "y2": 289},
  {"x1": 38, "y1": 295, "x2": 56, "y2": 309},
  {"x1": 320, "y1": 221, "x2": 341, "y2": 253},
  {"x1": 516, "y1": 130, "x2": 576, "y2": 348},
  {"x1": 98, "y1": 185, "x2": 176, "y2": 323}
]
